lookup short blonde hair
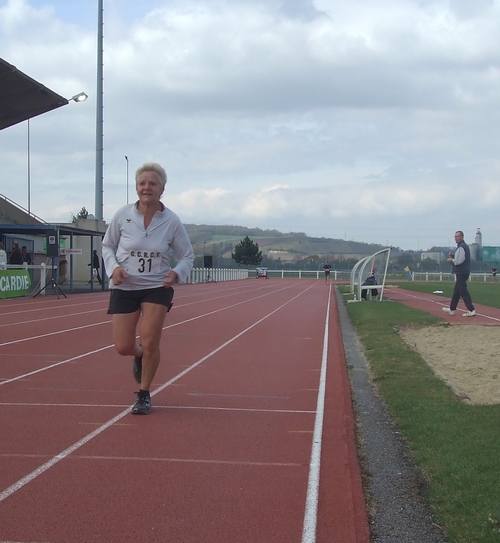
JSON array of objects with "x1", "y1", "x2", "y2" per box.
[{"x1": 135, "y1": 162, "x2": 167, "y2": 189}]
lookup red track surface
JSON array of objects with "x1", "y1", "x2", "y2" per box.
[
  {"x1": 0, "y1": 280, "x2": 369, "y2": 543},
  {"x1": 385, "y1": 286, "x2": 500, "y2": 326}
]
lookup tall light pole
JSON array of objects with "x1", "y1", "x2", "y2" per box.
[
  {"x1": 27, "y1": 119, "x2": 31, "y2": 213},
  {"x1": 125, "y1": 155, "x2": 129, "y2": 204},
  {"x1": 26, "y1": 92, "x2": 87, "y2": 216},
  {"x1": 95, "y1": 0, "x2": 104, "y2": 220}
]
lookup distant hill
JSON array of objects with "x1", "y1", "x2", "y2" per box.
[{"x1": 184, "y1": 224, "x2": 393, "y2": 261}]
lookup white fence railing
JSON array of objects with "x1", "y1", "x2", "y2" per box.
[
  {"x1": 263, "y1": 269, "x2": 351, "y2": 280},
  {"x1": 186, "y1": 268, "x2": 352, "y2": 282},
  {"x1": 1, "y1": 265, "x2": 354, "y2": 299},
  {"x1": 412, "y1": 272, "x2": 493, "y2": 282},
  {"x1": 187, "y1": 268, "x2": 249, "y2": 283}
]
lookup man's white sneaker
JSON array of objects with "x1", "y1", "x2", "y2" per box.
[
  {"x1": 442, "y1": 308, "x2": 455, "y2": 316},
  {"x1": 462, "y1": 310, "x2": 476, "y2": 317}
]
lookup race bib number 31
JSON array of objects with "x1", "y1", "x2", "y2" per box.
[{"x1": 128, "y1": 251, "x2": 162, "y2": 275}]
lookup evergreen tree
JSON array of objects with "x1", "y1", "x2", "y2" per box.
[
  {"x1": 232, "y1": 236, "x2": 262, "y2": 265},
  {"x1": 71, "y1": 207, "x2": 89, "y2": 223}
]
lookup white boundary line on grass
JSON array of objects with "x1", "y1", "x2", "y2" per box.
[{"x1": 388, "y1": 288, "x2": 500, "y2": 323}]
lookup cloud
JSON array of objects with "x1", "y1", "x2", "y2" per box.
[{"x1": 1, "y1": 0, "x2": 500, "y2": 250}]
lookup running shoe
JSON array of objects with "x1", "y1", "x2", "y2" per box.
[
  {"x1": 132, "y1": 392, "x2": 151, "y2": 415},
  {"x1": 442, "y1": 307, "x2": 455, "y2": 316},
  {"x1": 462, "y1": 310, "x2": 476, "y2": 317}
]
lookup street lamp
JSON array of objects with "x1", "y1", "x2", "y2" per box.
[
  {"x1": 26, "y1": 91, "x2": 88, "y2": 214},
  {"x1": 69, "y1": 92, "x2": 88, "y2": 103}
]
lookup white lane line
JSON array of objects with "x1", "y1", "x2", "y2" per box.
[
  {"x1": 163, "y1": 405, "x2": 316, "y2": 414},
  {"x1": 387, "y1": 288, "x2": 500, "y2": 322},
  {"x1": 0, "y1": 403, "x2": 315, "y2": 414},
  {"x1": 0, "y1": 540, "x2": 54, "y2": 543},
  {"x1": 74, "y1": 455, "x2": 303, "y2": 467},
  {"x1": 0, "y1": 321, "x2": 110, "y2": 348},
  {"x1": 0, "y1": 298, "x2": 107, "y2": 316},
  {"x1": 0, "y1": 281, "x2": 274, "y2": 327},
  {"x1": 186, "y1": 392, "x2": 291, "y2": 399},
  {"x1": 301, "y1": 284, "x2": 331, "y2": 543},
  {"x1": 0, "y1": 283, "x2": 300, "y2": 385},
  {"x1": 0, "y1": 408, "x2": 129, "y2": 503},
  {"x1": 0, "y1": 347, "x2": 112, "y2": 386},
  {"x1": 0, "y1": 282, "x2": 297, "y2": 348},
  {"x1": 0, "y1": 283, "x2": 316, "y2": 503},
  {"x1": 0, "y1": 308, "x2": 108, "y2": 329},
  {"x1": 1, "y1": 454, "x2": 301, "y2": 467}
]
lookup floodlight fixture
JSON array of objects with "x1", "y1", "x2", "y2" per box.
[{"x1": 70, "y1": 92, "x2": 88, "y2": 103}]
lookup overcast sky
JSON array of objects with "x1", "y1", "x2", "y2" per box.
[{"x1": 1, "y1": 0, "x2": 500, "y2": 251}]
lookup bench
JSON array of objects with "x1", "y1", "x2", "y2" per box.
[{"x1": 359, "y1": 284, "x2": 385, "y2": 301}]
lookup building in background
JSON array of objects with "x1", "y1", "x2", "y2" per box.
[{"x1": 470, "y1": 228, "x2": 482, "y2": 261}]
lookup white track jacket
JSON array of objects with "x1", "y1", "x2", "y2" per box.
[{"x1": 102, "y1": 203, "x2": 194, "y2": 290}]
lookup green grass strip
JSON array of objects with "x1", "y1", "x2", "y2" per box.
[
  {"x1": 343, "y1": 288, "x2": 500, "y2": 543},
  {"x1": 393, "y1": 280, "x2": 500, "y2": 309}
]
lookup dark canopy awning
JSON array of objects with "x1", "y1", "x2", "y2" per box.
[
  {"x1": 0, "y1": 58, "x2": 69, "y2": 131},
  {"x1": 0, "y1": 223, "x2": 104, "y2": 238}
]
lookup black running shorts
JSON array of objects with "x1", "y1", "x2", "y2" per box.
[{"x1": 107, "y1": 286, "x2": 174, "y2": 314}]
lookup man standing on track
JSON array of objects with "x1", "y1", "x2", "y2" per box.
[
  {"x1": 102, "y1": 162, "x2": 194, "y2": 415},
  {"x1": 323, "y1": 261, "x2": 332, "y2": 283},
  {"x1": 443, "y1": 230, "x2": 476, "y2": 317}
]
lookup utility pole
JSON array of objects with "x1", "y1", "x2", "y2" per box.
[{"x1": 95, "y1": 0, "x2": 104, "y2": 220}]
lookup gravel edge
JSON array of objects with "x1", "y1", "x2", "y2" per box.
[{"x1": 335, "y1": 288, "x2": 449, "y2": 543}]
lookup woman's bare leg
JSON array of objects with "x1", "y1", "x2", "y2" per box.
[
  {"x1": 112, "y1": 310, "x2": 142, "y2": 359},
  {"x1": 138, "y1": 302, "x2": 168, "y2": 391}
]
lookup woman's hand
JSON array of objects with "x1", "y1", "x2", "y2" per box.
[
  {"x1": 163, "y1": 270, "x2": 178, "y2": 288},
  {"x1": 111, "y1": 266, "x2": 128, "y2": 285}
]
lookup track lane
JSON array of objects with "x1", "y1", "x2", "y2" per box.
[
  {"x1": 0, "y1": 282, "x2": 300, "y2": 383},
  {"x1": 385, "y1": 286, "x2": 500, "y2": 325},
  {"x1": 0, "y1": 280, "x2": 369, "y2": 543}
]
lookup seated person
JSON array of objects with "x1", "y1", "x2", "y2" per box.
[{"x1": 361, "y1": 274, "x2": 378, "y2": 300}]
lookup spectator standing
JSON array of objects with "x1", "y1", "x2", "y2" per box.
[
  {"x1": 0, "y1": 242, "x2": 7, "y2": 269},
  {"x1": 88, "y1": 249, "x2": 102, "y2": 285},
  {"x1": 443, "y1": 230, "x2": 476, "y2": 317},
  {"x1": 21, "y1": 246, "x2": 32, "y2": 265},
  {"x1": 8, "y1": 241, "x2": 22, "y2": 265}
]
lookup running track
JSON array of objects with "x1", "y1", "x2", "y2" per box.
[
  {"x1": 385, "y1": 285, "x2": 500, "y2": 326},
  {"x1": 0, "y1": 279, "x2": 369, "y2": 543}
]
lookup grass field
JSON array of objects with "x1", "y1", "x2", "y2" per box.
[
  {"x1": 393, "y1": 280, "x2": 500, "y2": 310},
  {"x1": 343, "y1": 281, "x2": 500, "y2": 543}
]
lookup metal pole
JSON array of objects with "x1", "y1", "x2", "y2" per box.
[
  {"x1": 95, "y1": 0, "x2": 104, "y2": 220},
  {"x1": 125, "y1": 155, "x2": 129, "y2": 204},
  {"x1": 27, "y1": 119, "x2": 31, "y2": 213}
]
